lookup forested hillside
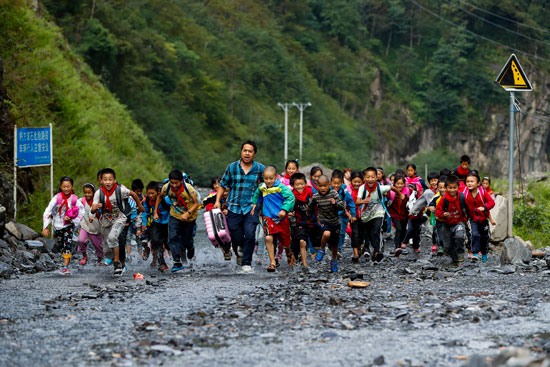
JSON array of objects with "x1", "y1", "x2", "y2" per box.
[
  {"x1": 2, "y1": 0, "x2": 550, "y2": 229},
  {"x1": 0, "y1": 1, "x2": 168, "y2": 229},
  {"x1": 44, "y1": 0, "x2": 550, "y2": 183}
]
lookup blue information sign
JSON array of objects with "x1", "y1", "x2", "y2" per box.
[{"x1": 16, "y1": 127, "x2": 52, "y2": 167}]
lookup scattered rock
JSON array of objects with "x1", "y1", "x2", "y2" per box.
[
  {"x1": 532, "y1": 251, "x2": 546, "y2": 259},
  {"x1": 501, "y1": 238, "x2": 532, "y2": 265},
  {"x1": 373, "y1": 355, "x2": 385, "y2": 365},
  {"x1": 25, "y1": 240, "x2": 43, "y2": 249},
  {"x1": 348, "y1": 281, "x2": 371, "y2": 288},
  {"x1": 0, "y1": 260, "x2": 13, "y2": 278},
  {"x1": 5, "y1": 221, "x2": 37, "y2": 241},
  {"x1": 38, "y1": 237, "x2": 55, "y2": 252},
  {"x1": 5, "y1": 221, "x2": 22, "y2": 240}
]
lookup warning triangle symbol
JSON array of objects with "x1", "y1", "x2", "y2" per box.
[{"x1": 495, "y1": 54, "x2": 533, "y2": 91}]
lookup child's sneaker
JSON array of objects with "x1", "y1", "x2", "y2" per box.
[
  {"x1": 330, "y1": 260, "x2": 338, "y2": 273},
  {"x1": 458, "y1": 254, "x2": 465, "y2": 263},
  {"x1": 142, "y1": 247, "x2": 150, "y2": 261},
  {"x1": 315, "y1": 249, "x2": 325, "y2": 262},
  {"x1": 431, "y1": 245, "x2": 437, "y2": 255},
  {"x1": 104, "y1": 258, "x2": 113, "y2": 266},
  {"x1": 60, "y1": 266, "x2": 70, "y2": 275},
  {"x1": 393, "y1": 248, "x2": 402, "y2": 257},
  {"x1": 224, "y1": 252, "x2": 232, "y2": 261},
  {"x1": 171, "y1": 262, "x2": 184, "y2": 273},
  {"x1": 96, "y1": 258, "x2": 103, "y2": 266},
  {"x1": 113, "y1": 262, "x2": 123, "y2": 276},
  {"x1": 159, "y1": 264, "x2": 169, "y2": 272},
  {"x1": 414, "y1": 248, "x2": 421, "y2": 254},
  {"x1": 482, "y1": 254, "x2": 488, "y2": 263},
  {"x1": 79, "y1": 254, "x2": 88, "y2": 266},
  {"x1": 472, "y1": 253, "x2": 480, "y2": 261},
  {"x1": 373, "y1": 251, "x2": 384, "y2": 262},
  {"x1": 401, "y1": 243, "x2": 407, "y2": 249},
  {"x1": 467, "y1": 250, "x2": 473, "y2": 259}
]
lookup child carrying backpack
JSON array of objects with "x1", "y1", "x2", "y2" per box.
[{"x1": 42, "y1": 176, "x2": 84, "y2": 275}]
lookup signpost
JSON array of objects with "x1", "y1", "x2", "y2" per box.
[
  {"x1": 495, "y1": 54, "x2": 532, "y2": 238},
  {"x1": 13, "y1": 124, "x2": 53, "y2": 219}
]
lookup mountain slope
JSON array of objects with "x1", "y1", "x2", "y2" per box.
[{"x1": 0, "y1": 1, "x2": 169, "y2": 229}]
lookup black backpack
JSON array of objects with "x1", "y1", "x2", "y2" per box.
[
  {"x1": 99, "y1": 185, "x2": 131, "y2": 217},
  {"x1": 443, "y1": 192, "x2": 469, "y2": 219}
]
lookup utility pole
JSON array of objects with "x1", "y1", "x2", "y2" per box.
[
  {"x1": 292, "y1": 102, "x2": 311, "y2": 161},
  {"x1": 494, "y1": 54, "x2": 532, "y2": 238},
  {"x1": 277, "y1": 103, "x2": 291, "y2": 164}
]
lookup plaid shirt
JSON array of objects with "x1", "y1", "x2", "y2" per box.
[{"x1": 220, "y1": 159, "x2": 264, "y2": 215}]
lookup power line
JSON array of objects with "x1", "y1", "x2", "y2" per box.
[
  {"x1": 458, "y1": 0, "x2": 550, "y2": 35},
  {"x1": 444, "y1": 0, "x2": 550, "y2": 46},
  {"x1": 407, "y1": 0, "x2": 550, "y2": 62}
]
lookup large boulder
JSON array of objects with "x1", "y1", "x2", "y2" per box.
[
  {"x1": 490, "y1": 195, "x2": 508, "y2": 242},
  {"x1": 500, "y1": 238, "x2": 532, "y2": 265},
  {"x1": 5, "y1": 221, "x2": 38, "y2": 241}
]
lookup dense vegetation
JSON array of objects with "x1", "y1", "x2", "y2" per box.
[
  {"x1": 0, "y1": 1, "x2": 168, "y2": 230},
  {"x1": 3, "y1": 0, "x2": 550, "y2": 233},
  {"x1": 43, "y1": 0, "x2": 550, "y2": 184}
]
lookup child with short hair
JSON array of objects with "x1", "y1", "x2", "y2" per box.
[
  {"x1": 142, "y1": 181, "x2": 171, "y2": 271},
  {"x1": 407, "y1": 171, "x2": 440, "y2": 253},
  {"x1": 348, "y1": 171, "x2": 365, "y2": 262},
  {"x1": 387, "y1": 175, "x2": 409, "y2": 257},
  {"x1": 77, "y1": 183, "x2": 103, "y2": 266},
  {"x1": 156, "y1": 170, "x2": 200, "y2": 273},
  {"x1": 331, "y1": 170, "x2": 356, "y2": 259},
  {"x1": 435, "y1": 175, "x2": 469, "y2": 266},
  {"x1": 91, "y1": 168, "x2": 144, "y2": 276},
  {"x1": 307, "y1": 175, "x2": 346, "y2": 272},
  {"x1": 464, "y1": 173, "x2": 495, "y2": 262},
  {"x1": 454, "y1": 155, "x2": 471, "y2": 189},
  {"x1": 127, "y1": 178, "x2": 145, "y2": 258},
  {"x1": 251, "y1": 165, "x2": 295, "y2": 272},
  {"x1": 356, "y1": 167, "x2": 393, "y2": 262},
  {"x1": 428, "y1": 177, "x2": 447, "y2": 255},
  {"x1": 405, "y1": 163, "x2": 427, "y2": 192},
  {"x1": 281, "y1": 160, "x2": 299, "y2": 187},
  {"x1": 42, "y1": 176, "x2": 85, "y2": 274},
  {"x1": 203, "y1": 176, "x2": 222, "y2": 211},
  {"x1": 309, "y1": 166, "x2": 323, "y2": 194},
  {"x1": 290, "y1": 172, "x2": 320, "y2": 270}
]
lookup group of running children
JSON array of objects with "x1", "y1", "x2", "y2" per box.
[{"x1": 42, "y1": 154, "x2": 496, "y2": 275}]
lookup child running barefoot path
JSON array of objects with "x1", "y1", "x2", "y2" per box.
[
  {"x1": 306, "y1": 175, "x2": 345, "y2": 272},
  {"x1": 42, "y1": 176, "x2": 84, "y2": 274},
  {"x1": 91, "y1": 168, "x2": 144, "y2": 276},
  {"x1": 251, "y1": 165, "x2": 295, "y2": 272}
]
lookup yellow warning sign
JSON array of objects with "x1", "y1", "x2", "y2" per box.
[{"x1": 495, "y1": 54, "x2": 532, "y2": 91}]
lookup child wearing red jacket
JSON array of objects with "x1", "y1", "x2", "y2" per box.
[
  {"x1": 387, "y1": 175, "x2": 409, "y2": 257},
  {"x1": 436, "y1": 175, "x2": 468, "y2": 267},
  {"x1": 464, "y1": 174, "x2": 495, "y2": 263}
]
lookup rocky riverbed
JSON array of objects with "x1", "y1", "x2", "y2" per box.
[{"x1": 1, "y1": 213, "x2": 550, "y2": 367}]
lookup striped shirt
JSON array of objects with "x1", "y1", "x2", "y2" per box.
[
  {"x1": 306, "y1": 190, "x2": 345, "y2": 226},
  {"x1": 219, "y1": 159, "x2": 265, "y2": 215}
]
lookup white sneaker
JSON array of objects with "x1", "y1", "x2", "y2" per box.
[{"x1": 241, "y1": 265, "x2": 253, "y2": 274}]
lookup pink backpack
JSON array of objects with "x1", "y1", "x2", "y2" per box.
[{"x1": 56, "y1": 192, "x2": 78, "y2": 208}]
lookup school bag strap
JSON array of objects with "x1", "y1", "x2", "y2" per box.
[
  {"x1": 56, "y1": 192, "x2": 78, "y2": 207},
  {"x1": 443, "y1": 192, "x2": 469, "y2": 219},
  {"x1": 377, "y1": 183, "x2": 392, "y2": 233}
]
